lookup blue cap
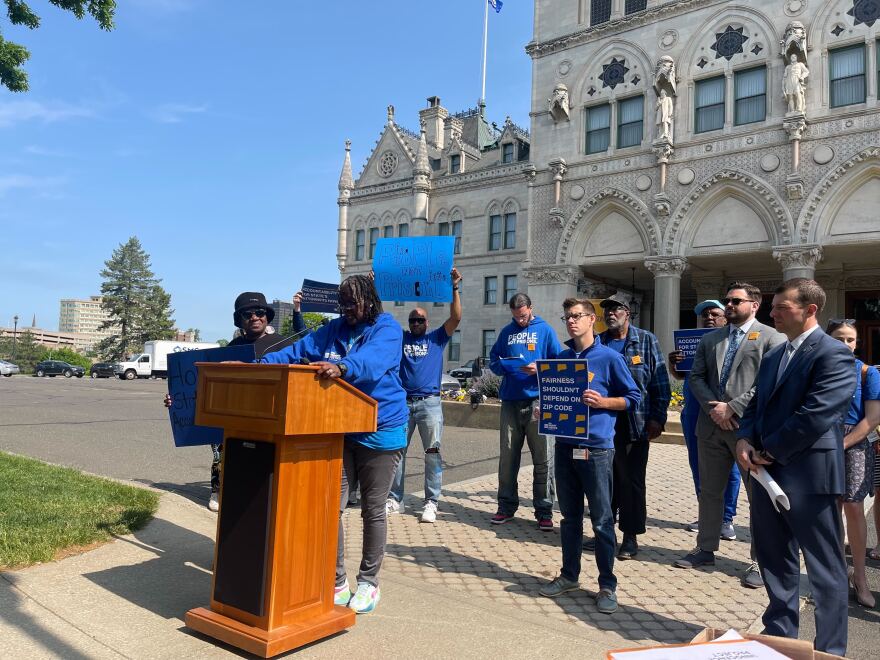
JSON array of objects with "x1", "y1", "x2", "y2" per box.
[{"x1": 694, "y1": 299, "x2": 723, "y2": 315}]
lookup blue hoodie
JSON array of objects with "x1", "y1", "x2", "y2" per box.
[
  {"x1": 490, "y1": 315, "x2": 564, "y2": 401},
  {"x1": 554, "y1": 336, "x2": 641, "y2": 449},
  {"x1": 260, "y1": 312, "x2": 408, "y2": 448}
]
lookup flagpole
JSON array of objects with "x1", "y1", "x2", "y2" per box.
[{"x1": 481, "y1": 0, "x2": 489, "y2": 104}]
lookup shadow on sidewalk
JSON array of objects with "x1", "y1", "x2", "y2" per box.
[
  {"x1": 83, "y1": 518, "x2": 214, "y2": 621},
  {"x1": 0, "y1": 573, "x2": 94, "y2": 660},
  {"x1": 138, "y1": 480, "x2": 212, "y2": 509},
  {"x1": 385, "y1": 543, "x2": 702, "y2": 644}
]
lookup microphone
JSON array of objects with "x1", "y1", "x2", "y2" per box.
[{"x1": 260, "y1": 324, "x2": 311, "y2": 355}]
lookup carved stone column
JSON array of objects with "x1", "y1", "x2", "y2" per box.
[
  {"x1": 548, "y1": 158, "x2": 567, "y2": 228},
  {"x1": 522, "y1": 165, "x2": 537, "y2": 264},
  {"x1": 783, "y1": 113, "x2": 807, "y2": 200},
  {"x1": 645, "y1": 256, "x2": 688, "y2": 353},
  {"x1": 523, "y1": 265, "x2": 580, "y2": 341},
  {"x1": 651, "y1": 139, "x2": 674, "y2": 216},
  {"x1": 772, "y1": 244, "x2": 823, "y2": 280}
]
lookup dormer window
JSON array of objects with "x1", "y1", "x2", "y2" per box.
[
  {"x1": 502, "y1": 142, "x2": 514, "y2": 163},
  {"x1": 450, "y1": 154, "x2": 461, "y2": 174}
]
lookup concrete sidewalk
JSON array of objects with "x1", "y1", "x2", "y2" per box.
[{"x1": 0, "y1": 444, "x2": 767, "y2": 659}]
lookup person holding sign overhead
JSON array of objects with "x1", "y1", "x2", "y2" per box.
[
  {"x1": 538, "y1": 298, "x2": 639, "y2": 614},
  {"x1": 260, "y1": 275, "x2": 407, "y2": 615},
  {"x1": 387, "y1": 268, "x2": 462, "y2": 523},
  {"x1": 489, "y1": 292, "x2": 564, "y2": 530}
]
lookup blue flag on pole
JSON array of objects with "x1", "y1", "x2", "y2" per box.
[{"x1": 489, "y1": 0, "x2": 502, "y2": 13}]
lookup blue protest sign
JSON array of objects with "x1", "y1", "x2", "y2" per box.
[
  {"x1": 673, "y1": 328, "x2": 713, "y2": 372},
  {"x1": 166, "y1": 344, "x2": 256, "y2": 447},
  {"x1": 372, "y1": 236, "x2": 455, "y2": 303},
  {"x1": 537, "y1": 359, "x2": 591, "y2": 441},
  {"x1": 301, "y1": 278, "x2": 339, "y2": 313}
]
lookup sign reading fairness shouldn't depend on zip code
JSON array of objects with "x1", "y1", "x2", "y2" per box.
[{"x1": 537, "y1": 359, "x2": 591, "y2": 441}]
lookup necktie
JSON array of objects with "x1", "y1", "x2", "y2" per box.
[
  {"x1": 777, "y1": 343, "x2": 795, "y2": 383},
  {"x1": 719, "y1": 327, "x2": 743, "y2": 394}
]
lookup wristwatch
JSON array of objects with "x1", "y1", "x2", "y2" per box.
[{"x1": 337, "y1": 362, "x2": 348, "y2": 378}]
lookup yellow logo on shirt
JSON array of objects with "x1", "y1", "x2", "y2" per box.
[
  {"x1": 527, "y1": 343, "x2": 536, "y2": 351},
  {"x1": 748, "y1": 332, "x2": 760, "y2": 340},
  {"x1": 631, "y1": 355, "x2": 642, "y2": 365}
]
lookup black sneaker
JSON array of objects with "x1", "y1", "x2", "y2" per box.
[
  {"x1": 674, "y1": 547, "x2": 715, "y2": 569},
  {"x1": 617, "y1": 534, "x2": 638, "y2": 560},
  {"x1": 741, "y1": 562, "x2": 764, "y2": 589}
]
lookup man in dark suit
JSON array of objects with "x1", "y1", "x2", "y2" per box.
[
  {"x1": 675, "y1": 283, "x2": 784, "y2": 589},
  {"x1": 736, "y1": 278, "x2": 856, "y2": 656}
]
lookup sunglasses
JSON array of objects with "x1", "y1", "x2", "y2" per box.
[
  {"x1": 337, "y1": 301, "x2": 358, "y2": 312},
  {"x1": 721, "y1": 297, "x2": 753, "y2": 306},
  {"x1": 239, "y1": 308, "x2": 267, "y2": 320},
  {"x1": 409, "y1": 317, "x2": 427, "y2": 324}
]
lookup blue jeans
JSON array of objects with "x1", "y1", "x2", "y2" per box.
[
  {"x1": 683, "y1": 411, "x2": 740, "y2": 523},
  {"x1": 498, "y1": 400, "x2": 554, "y2": 518},
  {"x1": 556, "y1": 444, "x2": 616, "y2": 592},
  {"x1": 390, "y1": 395, "x2": 443, "y2": 503}
]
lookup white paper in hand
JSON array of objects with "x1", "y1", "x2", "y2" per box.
[{"x1": 752, "y1": 466, "x2": 790, "y2": 512}]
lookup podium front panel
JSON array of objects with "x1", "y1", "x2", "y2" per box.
[{"x1": 213, "y1": 438, "x2": 275, "y2": 616}]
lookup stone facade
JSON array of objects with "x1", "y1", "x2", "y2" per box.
[{"x1": 337, "y1": 0, "x2": 880, "y2": 365}]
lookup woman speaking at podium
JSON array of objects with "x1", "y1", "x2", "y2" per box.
[{"x1": 260, "y1": 274, "x2": 407, "y2": 615}]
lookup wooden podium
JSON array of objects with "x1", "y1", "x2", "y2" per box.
[{"x1": 184, "y1": 363, "x2": 377, "y2": 657}]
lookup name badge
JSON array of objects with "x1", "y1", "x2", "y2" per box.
[
  {"x1": 573, "y1": 448, "x2": 588, "y2": 461},
  {"x1": 527, "y1": 343, "x2": 536, "y2": 351},
  {"x1": 631, "y1": 355, "x2": 642, "y2": 365},
  {"x1": 747, "y1": 332, "x2": 760, "y2": 340}
]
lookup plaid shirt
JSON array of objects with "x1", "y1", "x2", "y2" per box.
[{"x1": 599, "y1": 325, "x2": 670, "y2": 441}]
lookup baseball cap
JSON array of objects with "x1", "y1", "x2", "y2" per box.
[{"x1": 694, "y1": 299, "x2": 724, "y2": 315}]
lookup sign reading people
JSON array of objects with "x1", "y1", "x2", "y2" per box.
[
  {"x1": 536, "y1": 359, "x2": 591, "y2": 440},
  {"x1": 372, "y1": 236, "x2": 455, "y2": 303},
  {"x1": 166, "y1": 344, "x2": 255, "y2": 447},
  {"x1": 673, "y1": 328, "x2": 713, "y2": 372},
  {"x1": 300, "y1": 279, "x2": 340, "y2": 313}
]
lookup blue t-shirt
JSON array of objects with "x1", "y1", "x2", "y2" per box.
[
  {"x1": 400, "y1": 327, "x2": 451, "y2": 397},
  {"x1": 845, "y1": 359, "x2": 880, "y2": 426},
  {"x1": 606, "y1": 337, "x2": 627, "y2": 354}
]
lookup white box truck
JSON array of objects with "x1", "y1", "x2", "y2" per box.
[{"x1": 115, "y1": 340, "x2": 220, "y2": 380}]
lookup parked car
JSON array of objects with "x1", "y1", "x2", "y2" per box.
[
  {"x1": 440, "y1": 373, "x2": 462, "y2": 392},
  {"x1": 0, "y1": 360, "x2": 21, "y2": 376},
  {"x1": 89, "y1": 362, "x2": 118, "y2": 379},
  {"x1": 33, "y1": 360, "x2": 85, "y2": 378},
  {"x1": 448, "y1": 359, "x2": 476, "y2": 381}
]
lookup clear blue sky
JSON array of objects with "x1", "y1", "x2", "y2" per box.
[{"x1": 1, "y1": 0, "x2": 533, "y2": 343}]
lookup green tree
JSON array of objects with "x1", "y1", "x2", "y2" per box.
[
  {"x1": 216, "y1": 338, "x2": 229, "y2": 347},
  {"x1": 0, "y1": 329, "x2": 42, "y2": 373},
  {"x1": 1, "y1": 1, "x2": 116, "y2": 93},
  {"x1": 280, "y1": 313, "x2": 326, "y2": 336},
  {"x1": 97, "y1": 237, "x2": 175, "y2": 360}
]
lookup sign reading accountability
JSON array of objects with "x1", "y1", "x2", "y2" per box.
[
  {"x1": 167, "y1": 344, "x2": 256, "y2": 447},
  {"x1": 300, "y1": 279, "x2": 339, "y2": 313},
  {"x1": 537, "y1": 359, "x2": 591, "y2": 441},
  {"x1": 673, "y1": 328, "x2": 713, "y2": 372},
  {"x1": 373, "y1": 236, "x2": 455, "y2": 303}
]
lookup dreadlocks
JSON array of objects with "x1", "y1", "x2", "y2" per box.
[{"x1": 340, "y1": 274, "x2": 383, "y2": 325}]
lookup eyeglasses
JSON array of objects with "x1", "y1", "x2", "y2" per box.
[
  {"x1": 409, "y1": 317, "x2": 427, "y2": 324},
  {"x1": 239, "y1": 308, "x2": 267, "y2": 320},
  {"x1": 828, "y1": 318, "x2": 856, "y2": 326},
  {"x1": 337, "y1": 301, "x2": 358, "y2": 312},
  {"x1": 721, "y1": 297, "x2": 752, "y2": 306},
  {"x1": 561, "y1": 312, "x2": 592, "y2": 322},
  {"x1": 701, "y1": 310, "x2": 725, "y2": 317}
]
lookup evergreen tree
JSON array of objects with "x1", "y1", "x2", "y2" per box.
[
  {"x1": 97, "y1": 237, "x2": 175, "y2": 360},
  {"x1": 0, "y1": 329, "x2": 42, "y2": 372}
]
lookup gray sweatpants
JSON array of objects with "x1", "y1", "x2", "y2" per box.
[{"x1": 337, "y1": 442, "x2": 404, "y2": 588}]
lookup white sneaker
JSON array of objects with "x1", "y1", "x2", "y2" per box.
[
  {"x1": 208, "y1": 492, "x2": 220, "y2": 512},
  {"x1": 720, "y1": 521, "x2": 736, "y2": 541},
  {"x1": 385, "y1": 498, "x2": 402, "y2": 515},
  {"x1": 420, "y1": 501, "x2": 438, "y2": 523}
]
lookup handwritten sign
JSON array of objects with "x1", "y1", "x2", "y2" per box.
[
  {"x1": 301, "y1": 278, "x2": 339, "y2": 313},
  {"x1": 537, "y1": 359, "x2": 591, "y2": 441},
  {"x1": 372, "y1": 236, "x2": 454, "y2": 303},
  {"x1": 673, "y1": 328, "x2": 713, "y2": 372},
  {"x1": 166, "y1": 344, "x2": 255, "y2": 447}
]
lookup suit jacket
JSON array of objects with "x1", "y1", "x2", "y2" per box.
[
  {"x1": 738, "y1": 328, "x2": 857, "y2": 495},
  {"x1": 689, "y1": 320, "x2": 784, "y2": 438}
]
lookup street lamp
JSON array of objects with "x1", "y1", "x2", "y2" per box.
[{"x1": 12, "y1": 314, "x2": 19, "y2": 360}]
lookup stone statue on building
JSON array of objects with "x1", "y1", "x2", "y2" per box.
[
  {"x1": 783, "y1": 54, "x2": 809, "y2": 114},
  {"x1": 387, "y1": 104, "x2": 395, "y2": 123},
  {"x1": 653, "y1": 55, "x2": 677, "y2": 97},
  {"x1": 548, "y1": 83, "x2": 570, "y2": 122},
  {"x1": 655, "y1": 89, "x2": 674, "y2": 141}
]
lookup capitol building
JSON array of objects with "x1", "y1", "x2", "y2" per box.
[{"x1": 336, "y1": 0, "x2": 880, "y2": 367}]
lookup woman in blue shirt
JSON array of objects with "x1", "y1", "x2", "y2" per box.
[
  {"x1": 262, "y1": 275, "x2": 407, "y2": 614},
  {"x1": 827, "y1": 319, "x2": 879, "y2": 609}
]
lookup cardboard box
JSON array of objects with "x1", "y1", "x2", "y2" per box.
[{"x1": 690, "y1": 628, "x2": 845, "y2": 660}]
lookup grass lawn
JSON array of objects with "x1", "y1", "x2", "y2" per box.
[{"x1": 0, "y1": 452, "x2": 159, "y2": 569}]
